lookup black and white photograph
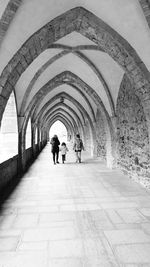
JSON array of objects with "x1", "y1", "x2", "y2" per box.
[{"x1": 0, "y1": 0, "x2": 150, "y2": 266}]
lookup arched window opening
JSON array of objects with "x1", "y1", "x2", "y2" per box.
[
  {"x1": 35, "y1": 127, "x2": 38, "y2": 144},
  {"x1": 25, "y1": 118, "x2": 31, "y2": 149},
  {"x1": 0, "y1": 92, "x2": 18, "y2": 163},
  {"x1": 49, "y1": 121, "x2": 67, "y2": 143}
]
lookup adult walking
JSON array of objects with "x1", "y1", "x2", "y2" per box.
[
  {"x1": 73, "y1": 134, "x2": 84, "y2": 163},
  {"x1": 50, "y1": 134, "x2": 60, "y2": 164}
]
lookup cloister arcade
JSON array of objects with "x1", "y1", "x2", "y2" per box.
[{"x1": 1, "y1": 1, "x2": 150, "y2": 265}]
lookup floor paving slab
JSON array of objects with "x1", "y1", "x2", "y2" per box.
[
  {"x1": 115, "y1": 243, "x2": 150, "y2": 264},
  {"x1": 104, "y1": 229, "x2": 150, "y2": 245},
  {"x1": 0, "y1": 251, "x2": 48, "y2": 267}
]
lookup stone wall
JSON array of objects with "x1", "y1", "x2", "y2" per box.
[
  {"x1": 0, "y1": 155, "x2": 18, "y2": 190},
  {"x1": 116, "y1": 74, "x2": 150, "y2": 188},
  {"x1": 0, "y1": 143, "x2": 46, "y2": 191},
  {"x1": 95, "y1": 109, "x2": 106, "y2": 160}
]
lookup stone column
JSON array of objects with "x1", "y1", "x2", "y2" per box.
[
  {"x1": 106, "y1": 115, "x2": 117, "y2": 169},
  {"x1": 31, "y1": 122, "x2": 36, "y2": 158},
  {"x1": 91, "y1": 121, "x2": 97, "y2": 158},
  {"x1": 18, "y1": 116, "x2": 26, "y2": 173},
  {"x1": 37, "y1": 126, "x2": 41, "y2": 152}
]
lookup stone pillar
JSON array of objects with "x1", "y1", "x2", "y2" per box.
[
  {"x1": 41, "y1": 127, "x2": 46, "y2": 148},
  {"x1": 106, "y1": 116, "x2": 117, "y2": 169},
  {"x1": 91, "y1": 121, "x2": 97, "y2": 158},
  {"x1": 18, "y1": 116, "x2": 26, "y2": 173},
  {"x1": 31, "y1": 122, "x2": 36, "y2": 158},
  {"x1": 37, "y1": 126, "x2": 41, "y2": 152}
]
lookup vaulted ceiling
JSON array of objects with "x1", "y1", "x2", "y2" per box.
[{"x1": 0, "y1": 0, "x2": 150, "y2": 136}]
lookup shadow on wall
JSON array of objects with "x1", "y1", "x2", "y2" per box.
[{"x1": 0, "y1": 171, "x2": 21, "y2": 214}]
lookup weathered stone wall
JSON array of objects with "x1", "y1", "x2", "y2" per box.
[
  {"x1": 116, "y1": 74, "x2": 150, "y2": 188},
  {"x1": 95, "y1": 109, "x2": 106, "y2": 160},
  {"x1": 83, "y1": 120, "x2": 91, "y2": 153}
]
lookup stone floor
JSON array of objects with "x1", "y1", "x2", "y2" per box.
[{"x1": 0, "y1": 143, "x2": 150, "y2": 267}]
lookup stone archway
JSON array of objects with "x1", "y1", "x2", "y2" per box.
[
  {"x1": 35, "y1": 92, "x2": 91, "y2": 126},
  {"x1": 48, "y1": 116, "x2": 73, "y2": 142},
  {"x1": 0, "y1": 7, "x2": 149, "y2": 120},
  {"x1": 20, "y1": 45, "x2": 114, "y2": 117},
  {"x1": 1, "y1": 6, "x2": 150, "y2": 169},
  {"x1": 0, "y1": 0, "x2": 22, "y2": 46},
  {"x1": 20, "y1": 71, "x2": 109, "y2": 167},
  {"x1": 139, "y1": 0, "x2": 150, "y2": 29}
]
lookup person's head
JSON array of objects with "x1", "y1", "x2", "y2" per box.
[
  {"x1": 76, "y1": 134, "x2": 80, "y2": 139},
  {"x1": 53, "y1": 134, "x2": 58, "y2": 139},
  {"x1": 61, "y1": 142, "x2": 66, "y2": 146}
]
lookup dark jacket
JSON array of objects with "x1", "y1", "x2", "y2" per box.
[{"x1": 50, "y1": 136, "x2": 60, "y2": 153}]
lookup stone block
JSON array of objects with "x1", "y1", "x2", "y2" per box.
[
  {"x1": 1, "y1": 81, "x2": 13, "y2": 99},
  {"x1": 38, "y1": 27, "x2": 48, "y2": 50},
  {"x1": 19, "y1": 53, "x2": 28, "y2": 70},
  {"x1": 22, "y1": 227, "x2": 76, "y2": 241},
  {"x1": 0, "y1": 236, "x2": 19, "y2": 251},
  {"x1": 16, "y1": 61, "x2": 25, "y2": 75},
  {"x1": 8, "y1": 69, "x2": 20, "y2": 86},
  {"x1": 33, "y1": 34, "x2": 42, "y2": 54},
  {"x1": 8, "y1": 2, "x2": 19, "y2": 12},
  {"x1": 24, "y1": 50, "x2": 33, "y2": 65},
  {"x1": 27, "y1": 38, "x2": 38, "y2": 60},
  {"x1": 115, "y1": 244, "x2": 150, "y2": 263},
  {"x1": 49, "y1": 239, "x2": 84, "y2": 258}
]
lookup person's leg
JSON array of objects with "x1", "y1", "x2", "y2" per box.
[
  {"x1": 75, "y1": 151, "x2": 78, "y2": 162},
  {"x1": 52, "y1": 152, "x2": 55, "y2": 164},
  {"x1": 78, "y1": 151, "x2": 81, "y2": 163},
  {"x1": 56, "y1": 151, "x2": 59, "y2": 163},
  {"x1": 62, "y1": 154, "x2": 65, "y2": 163}
]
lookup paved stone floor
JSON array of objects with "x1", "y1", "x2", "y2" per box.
[{"x1": 0, "y1": 143, "x2": 150, "y2": 267}]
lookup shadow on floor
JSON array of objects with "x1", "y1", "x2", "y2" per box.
[
  {"x1": 0, "y1": 174, "x2": 22, "y2": 214},
  {"x1": 63, "y1": 159, "x2": 104, "y2": 165}
]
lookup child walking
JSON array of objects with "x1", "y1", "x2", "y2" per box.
[{"x1": 60, "y1": 142, "x2": 68, "y2": 163}]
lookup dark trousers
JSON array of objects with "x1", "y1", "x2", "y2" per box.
[
  {"x1": 62, "y1": 154, "x2": 66, "y2": 163},
  {"x1": 52, "y1": 151, "x2": 59, "y2": 163}
]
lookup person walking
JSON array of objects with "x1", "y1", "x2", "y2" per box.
[
  {"x1": 73, "y1": 134, "x2": 84, "y2": 163},
  {"x1": 60, "y1": 142, "x2": 68, "y2": 163},
  {"x1": 50, "y1": 134, "x2": 60, "y2": 164}
]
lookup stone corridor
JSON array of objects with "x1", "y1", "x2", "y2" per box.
[
  {"x1": 0, "y1": 144, "x2": 150, "y2": 267},
  {"x1": 1, "y1": 1, "x2": 150, "y2": 266}
]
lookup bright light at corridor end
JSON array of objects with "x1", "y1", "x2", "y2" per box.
[{"x1": 49, "y1": 121, "x2": 67, "y2": 143}]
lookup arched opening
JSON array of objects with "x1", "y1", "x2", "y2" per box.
[
  {"x1": 0, "y1": 91, "x2": 18, "y2": 163},
  {"x1": 25, "y1": 118, "x2": 31, "y2": 149},
  {"x1": 49, "y1": 120, "x2": 67, "y2": 144}
]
